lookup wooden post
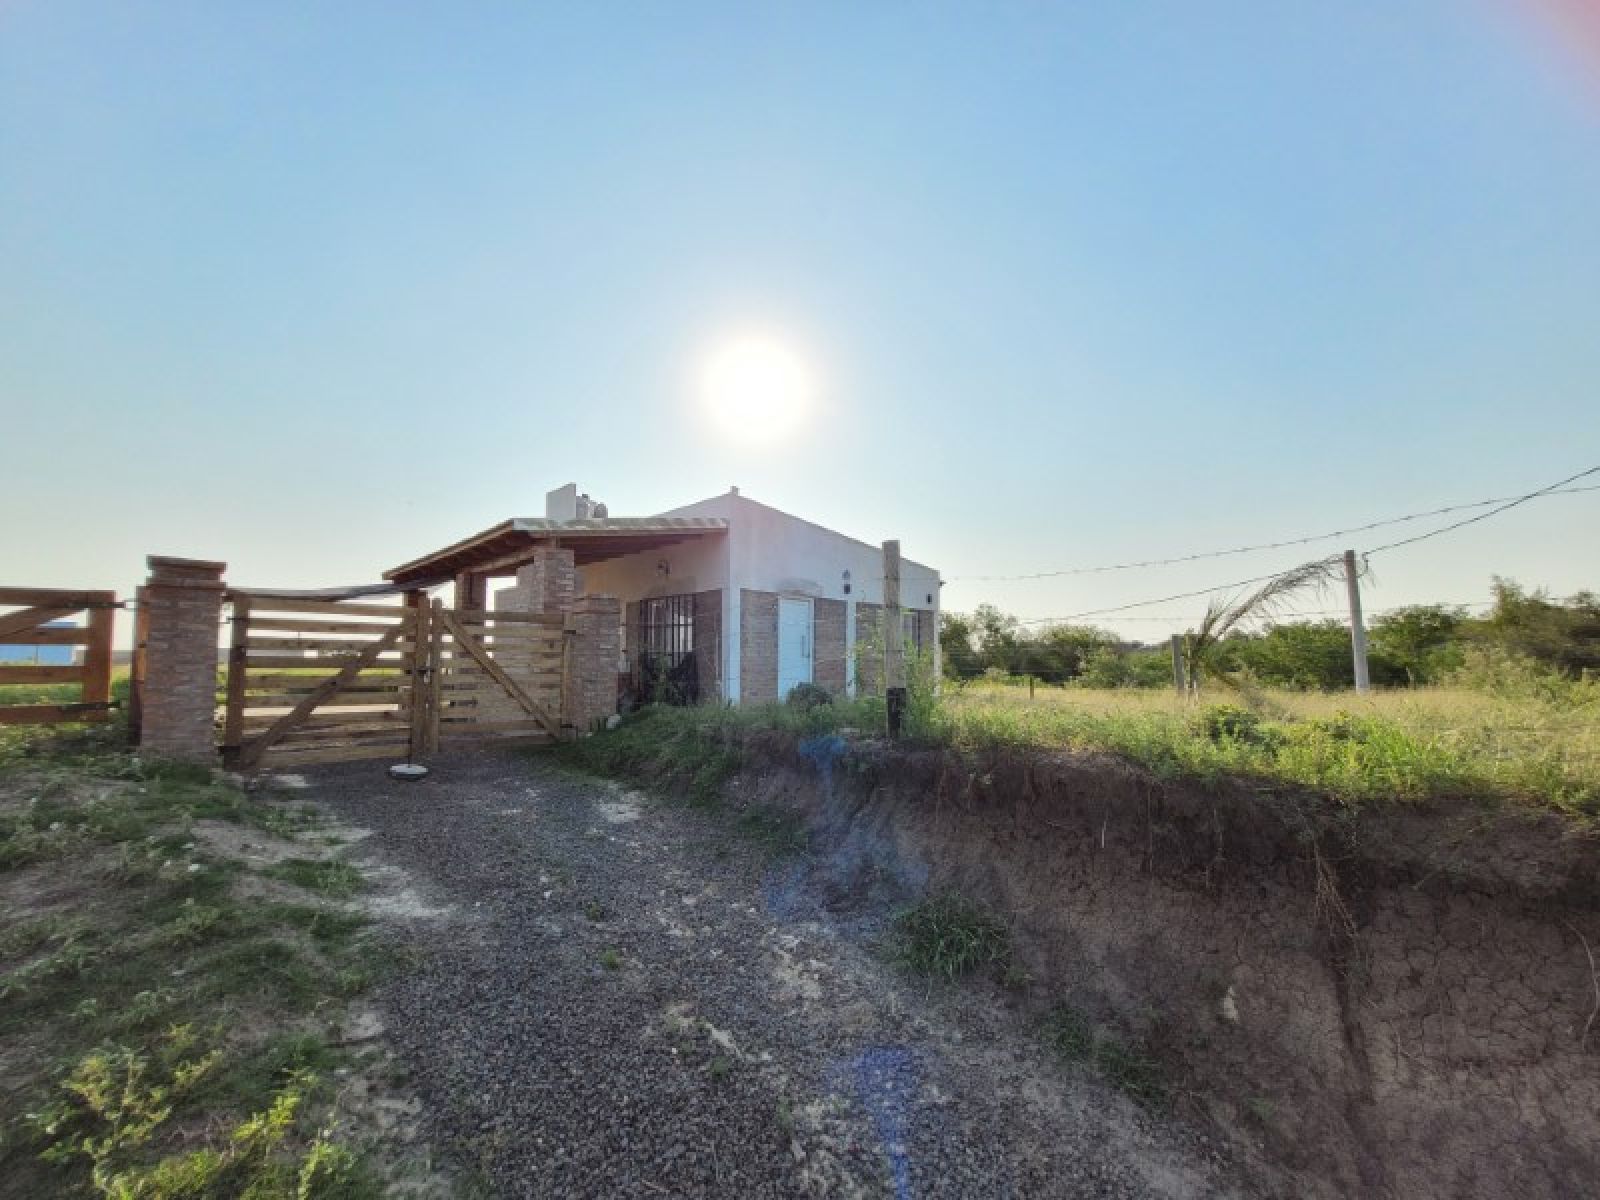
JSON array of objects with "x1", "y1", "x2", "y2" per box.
[
  {"x1": 1170, "y1": 634, "x2": 1185, "y2": 694},
  {"x1": 426, "y1": 597, "x2": 444, "y2": 754},
  {"x1": 127, "y1": 589, "x2": 151, "y2": 741},
  {"x1": 561, "y1": 615, "x2": 577, "y2": 738},
  {"x1": 220, "y1": 593, "x2": 251, "y2": 766},
  {"x1": 81, "y1": 595, "x2": 115, "y2": 713},
  {"x1": 406, "y1": 591, "x2": 430, "y2": 760},
  {"x1": 1343, "y1": 549, "x2": 1371, "y2": 694}
]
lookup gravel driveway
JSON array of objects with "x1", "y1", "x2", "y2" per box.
[{"x1": 291, "y1": 750, "x2": 1238, "y2": 1199}]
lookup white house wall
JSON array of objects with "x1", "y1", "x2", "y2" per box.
[{"x1": 665, "y1": 492, "x2": 940, "y2": 699}]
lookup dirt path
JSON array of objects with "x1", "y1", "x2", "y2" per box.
[{"x1": 291, "y1": 750, "x2": 1240, "y2": 1199}]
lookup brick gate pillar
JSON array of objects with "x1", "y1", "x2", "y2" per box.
[
  {"x1": 567, "y1": 594, "x2": 621, "y2": 733},
  {"x1": 136, "y1": 556, "x2": 227, "y2": 763}
]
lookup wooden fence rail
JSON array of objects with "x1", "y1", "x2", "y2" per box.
[{"x1": 0, "y1": 587, "x2": 117, "y2": 725}]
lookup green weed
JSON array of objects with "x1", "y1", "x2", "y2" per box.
[{"x1": 891, "y1": 893, "x2": 1010, "y2": 981}]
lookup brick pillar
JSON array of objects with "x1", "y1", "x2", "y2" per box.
[
  {"x1": 567, "y1": 594, "x2": 620, "y2": 732},
  {"x1": 137, "y1": 556, "x2": 226, "y2": 763},
  {"x1": 513, "y1": 545, "x2": 576, "y2": 615}
]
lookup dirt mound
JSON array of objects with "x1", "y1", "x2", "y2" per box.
[{"x1": 714, "y1": 731, "x2": 1600, "y2": 1199}]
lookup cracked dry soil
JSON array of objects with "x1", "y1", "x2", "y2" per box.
[{"x1": 295, "y1": 750, "x2": 1242, "y2": 1199}]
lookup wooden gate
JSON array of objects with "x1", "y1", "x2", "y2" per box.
[
  {"x1": 429, "y1": 601, "x2": 570, "y2": 752},
  {"x1": 221, "y1": 593, "x2": 571, "y2": 770},
  {"x1": 0, "y1": 588, "x2": 116, "y2": 726}
]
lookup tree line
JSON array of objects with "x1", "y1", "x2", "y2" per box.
[{"x1": 939, "y1": 579, "x2": 1600, "y2": 690}]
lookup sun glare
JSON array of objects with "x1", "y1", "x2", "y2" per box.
[{"x1": 700, "y1": 335, "x2": 814, "y2": 443}]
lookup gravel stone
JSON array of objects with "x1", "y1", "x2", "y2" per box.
[{"x1": 298, "y1": 751, "x2": 1244, "y2": 1199}]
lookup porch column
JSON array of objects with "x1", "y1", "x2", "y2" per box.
[
  {"x1": 137, "y1": 556, "x2": 226, "y2": 764},
  {"x1": 511, "y1": 544, "x2": 576, "y2": 615}
]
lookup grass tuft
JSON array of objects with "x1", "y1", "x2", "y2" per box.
[{"x1": 891, "y1": 892, "x2": 1010, "y2": 981}]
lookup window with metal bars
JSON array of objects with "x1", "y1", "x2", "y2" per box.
[{"x1": 637, "y1": 594, "x2": 699, "y2": 705}]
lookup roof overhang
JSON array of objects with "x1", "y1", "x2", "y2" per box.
[{"x1": 384, "y1": 517, "x2": 729, "y2": 588}]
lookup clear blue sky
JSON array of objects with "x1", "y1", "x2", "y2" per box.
[{"x1": 3, "y1": 1, "x2": 1597, "y2": 638}]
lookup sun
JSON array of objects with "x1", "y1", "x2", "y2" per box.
[{"x1": 700, "y1": 335, "x2": 814, "y2": 443}]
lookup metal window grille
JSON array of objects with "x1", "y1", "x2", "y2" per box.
[{"x1": 638, "y1": 594, "x2": 698, "y2": 705}]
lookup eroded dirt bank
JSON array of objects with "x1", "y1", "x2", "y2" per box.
[{"x1": 705, "y1": 731, "x2": 1600, "y2": 1200}]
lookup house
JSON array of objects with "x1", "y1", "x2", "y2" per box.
[{"x1": 384, "y1": 484, "x2": 940, "y2": 706}]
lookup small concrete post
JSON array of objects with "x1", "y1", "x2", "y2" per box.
[
  {"x1": 1344, "y1": 549, "x2": 1371, "y2": 694},
  {"x1": 137, "y1": 556, "x2": 226, "y2": 763},
  {"x1": 1170, "y1": 634, "x2": 1186, "y2": 694},
  {"x1": 883, "y1": 540, "x2": 905, "y2": 736}
]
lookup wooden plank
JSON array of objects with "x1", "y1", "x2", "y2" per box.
[
  {"x1": 82, "y1": 600, "x2": 115, "y2": 707},
  {"x1": 0, "y1": 701, "x2": 112, "y2": 726},
  {"x1": 234, "y1": 597, "x2": 409, "y2": 619},
  {"x1": 438, "y1": 732, "x2": 553, "y2": 748},
  {"x1": 243, "y1": 707, "x2": 404, "y2": 728},
  {"x1": 0, "y1": 626, "x2": 90, "y2": 646},
  {"x1": 450, "y1": 609, "x2": 566, "y2": 626},
  {"x1": 239, "y1": 623, "x2": 404, "y2": 768},
  {"x1": 0, "y1": 588, "x2": 114, "y2": 609},
  {"x1": 244, "y1": 673, "x2": 407, "y2": 690},
  {"x1": 0, "y1": 606, "x2": 78, "y2": 643},
  {"x1": 437, "y1": 717, "x2": 544, "y2": 733},
  {"x1": 243, "y1": 654, "x2": 410, "y2": 670},
  {"x1": 246, "y1": 635, "x2": 416, "y2": 653},
  {"x1": 246, "y1": 616, "x2": 412, "y2": 635},
  {"x1": 242, "y1": 691, "x2": 408, "y2": 709},
  {"x1": 0, "y1": 665, "x2": 85, "y2": 685},
  {"x1": 259, "y1": 741, "x2": 412, "y2": 767},
  {"x1": 277, "y1": 723, "x2": 411, "y2": 745}
]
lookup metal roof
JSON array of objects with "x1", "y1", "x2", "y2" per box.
[{"x1": 385, "y1": 516, "x2": 729, "y2": 586}]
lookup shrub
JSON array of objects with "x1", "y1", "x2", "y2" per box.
[
  {"x1": 1196, "y1": 704, "x2": 1265, "y2": 745},
  {"x1": 785, "y1": 682, "x2": 833, "y2": 711}
]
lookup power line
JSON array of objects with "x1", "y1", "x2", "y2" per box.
[
  {"x1": 945, "y1": 482, "x2": 1600, "y2": 583},
  {"x1": 982, "y1": 601, "x2": 1492, "y2": 626},
  {"x1": 991, "y1": 465, "x2": 1598, "y2": 627},
  {"x1": 1364, "y1": 465, "x2": 1600, "y2": 556}
]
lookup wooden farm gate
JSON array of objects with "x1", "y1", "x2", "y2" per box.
[
  {"x1": 221, "y1": 594, "x2": 571, "y2": 770},
  {"x1": 0, "y1": 587, "x2": 116, "y2": 726}
]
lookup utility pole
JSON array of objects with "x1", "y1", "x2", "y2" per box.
[
  {"x1": 1343, "y1": 549, "x2": 1371, "y2": 694},
  {"x1": 1169, "y1": 634, "x2": 1185, "y2": 694},
  {"x1": 882, "y1": 540, "x2": 905, "y2": 736}
]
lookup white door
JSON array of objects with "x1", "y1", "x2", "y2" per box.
[{"x1": 778, "y1": 597, "x2": 814, "y2": 698}]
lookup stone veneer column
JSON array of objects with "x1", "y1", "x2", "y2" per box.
[
  {"x1": 567, "y1": 594, "x2": 621, "y2": 732},
  {"x1": 137, "y1": 556, "x2": 226, "y2": 763},
  {"x1": 513, "y1": 545, "x2": 576, "y2": 615}
]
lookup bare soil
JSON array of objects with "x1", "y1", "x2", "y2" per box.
[{"x1": 726, "y1": 731, "x2": 1600, "y2": 1200}]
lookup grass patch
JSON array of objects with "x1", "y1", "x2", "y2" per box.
[
  {"x1": 557, "y1": 681, "x2": 1600, "y2": 819},
  {"x1": 265, "y1": 858, "x2": 365, "y2": 899},
  {"x1": 1044, "y1": 1004, "x2": 1167, "y2": 1107},
  {"x1": 0, "y1": 726, "x2": 385, "y2": 1197},
  {"x1": 891, "y1": 892, "x2": 1010, "y2": 981}
]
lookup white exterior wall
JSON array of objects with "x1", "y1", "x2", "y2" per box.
[{"x1": 664, "y1": 492, "x2": 940, "y2": 700}]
